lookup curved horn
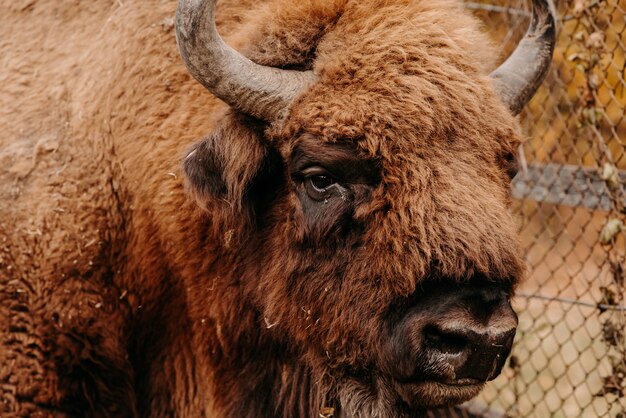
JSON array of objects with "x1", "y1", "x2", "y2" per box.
[
  {"x1": 175, "y1": 0, "x2": 315, "y2": 121},
  {"x1": 490, "y1": 0, "x2": 556, "y2": 115}
]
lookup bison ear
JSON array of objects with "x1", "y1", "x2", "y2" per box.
[{"x1": 183, "y1": 112, "x2": 283, "y2": 230}]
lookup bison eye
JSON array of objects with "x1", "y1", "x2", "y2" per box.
[
  {"x1": 310, "y1": 174, "x2": 334, "y2": 191},
  {"x1": 301, "y1": 166, "x2": 337, "y2": 200}
]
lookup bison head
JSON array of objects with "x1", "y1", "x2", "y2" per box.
[{"x1": 176, "y1": 0, "x2": 555, "y2": 415}]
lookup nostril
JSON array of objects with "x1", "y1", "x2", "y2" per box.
[
  {"x1": 453, "y1": 329, "x2": 516, "y2": 381},
  {"x1": 421, "y1": 324, "x2": 516, "y2": 382},
  {"x1": 424, "y1": 326, "x2": 469, "y2": 355}
]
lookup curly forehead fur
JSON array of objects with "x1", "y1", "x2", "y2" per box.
[{"x1": 209, "y1": 0, "x2": 525, "y2": 283}]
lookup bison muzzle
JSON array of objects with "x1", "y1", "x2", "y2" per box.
[{"x1": 379, "y1": 283, "x2": 518, "y2": 408}]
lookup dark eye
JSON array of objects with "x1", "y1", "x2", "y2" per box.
[
  {"x1": 299, "y1": 167, "x2": 337, "y2": 201},
  {"x1": 309, "y1": 174, "x2": 335, "y2": 191}
]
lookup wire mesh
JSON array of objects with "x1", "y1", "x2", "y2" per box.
[{"x1": 431, "y1": 1, "x2": 626, "y2": 416}]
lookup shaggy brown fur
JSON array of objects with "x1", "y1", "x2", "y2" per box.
[{"x1": 1, "y1": 0, "x2": 525, "y2": 416}]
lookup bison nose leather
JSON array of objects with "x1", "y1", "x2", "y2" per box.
[
  {"x1": 424, "y1": 325, "x2": 516, "y2": 381},
  {"x1": 423, "y1": 291, "x2": 517, "y2": 381}
]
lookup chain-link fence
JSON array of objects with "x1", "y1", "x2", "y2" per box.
[{"x1": 431, "y1": 1, "x2": 626, "y2": 417}]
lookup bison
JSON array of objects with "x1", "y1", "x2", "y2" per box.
[{"x1": 0, "y1": 0, "x2": 555, "y2": 416}]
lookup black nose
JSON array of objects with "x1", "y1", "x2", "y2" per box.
[{"x1": 423, "y1": 290, "x2": 517, "y2": 381}]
